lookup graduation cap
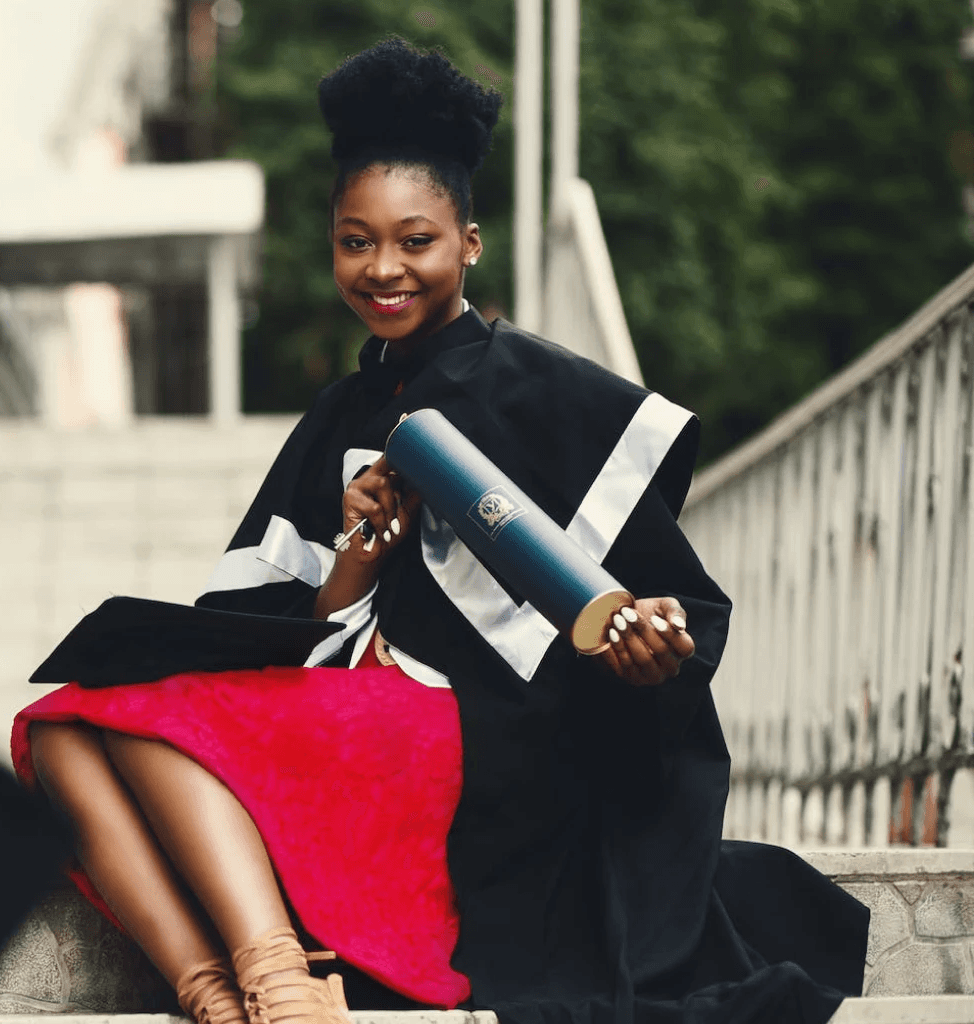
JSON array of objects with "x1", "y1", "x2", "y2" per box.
[{"x1": 30, "y1": 596, "x2": 344, "y2": 689}]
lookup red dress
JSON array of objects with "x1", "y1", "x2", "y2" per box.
[{"x1": 10, "y1": 636, "x2": 470, "y2": 1009}]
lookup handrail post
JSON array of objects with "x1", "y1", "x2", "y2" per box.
[
  {"x1": 514, "y1": 0, "x2": 544, "y2": 334},
  {"x1": 550, "y1": 0, "x2": 579, "y2": 220}
]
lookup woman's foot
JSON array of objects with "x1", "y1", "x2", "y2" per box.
[
  {"x1": 176, "y1": 957, "x2": 249, "y2": 1024},
  {"x1": 232, "y1": 926, "x2": 352, "y2": 1024}
]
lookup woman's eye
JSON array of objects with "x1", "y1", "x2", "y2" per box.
[{"x1": 339, "y1": 235, "x2": 431, "y2": 250}]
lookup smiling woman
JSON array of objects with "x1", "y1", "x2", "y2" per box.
[
  {"x1": 11, "y1": 34, "x2": 867, "y2": 1024},
  {"x1": 320, "y1": 41, "x2": 494, "y2": 357}
]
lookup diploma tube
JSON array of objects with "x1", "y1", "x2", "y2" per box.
[{"x1": 385, "y1": 408, "x2": 634, "y2": 654}]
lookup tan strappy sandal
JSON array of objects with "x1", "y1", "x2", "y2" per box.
[
  {"x1": 232, "y1": 925, "x2": 352, "y2": 1024},
  {"x1": 176, "y1": 957, "x2": 249, "y2": 1024}
]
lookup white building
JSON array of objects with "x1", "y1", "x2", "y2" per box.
[
  {"x1": 0, "y1": 0, "x2": 261, "y2": 426},
  {"x1": 0, "y1": 0, "x2": 267, "y2": 762}
]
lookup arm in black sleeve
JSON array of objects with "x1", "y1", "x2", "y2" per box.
[
  {"x1": 593, "y1": 478, "x2": 732, "y2": 796},
  {"x1": 193, "y1": 389, "x2": 347, "y2": 620}
]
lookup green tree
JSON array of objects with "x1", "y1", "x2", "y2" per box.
[{"x1": 580, "y1": 0, "x2": 974, "y2": 460}]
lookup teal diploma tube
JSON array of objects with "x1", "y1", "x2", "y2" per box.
[{"x1": 385, "y1": 408, "x2": 633, "y2": 654}]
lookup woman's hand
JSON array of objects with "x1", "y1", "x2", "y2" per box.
[
  {"x1": 600, "y1": 597, "x2": 695, "y2": 687},
  {"x1": 339, "y1": 455, "x2": 422, "y2": 566},
  {"x1": 314, "y1": 457, "x2": 422, "y2": 620}
]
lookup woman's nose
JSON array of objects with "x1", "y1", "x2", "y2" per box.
[{"x1": 366, "y1": 243, "x2": 405, "y2": 282}]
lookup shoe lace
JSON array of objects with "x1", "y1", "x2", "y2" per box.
[{"x1": 233, "y1": 927, "x2": 348, "y2": 1024}]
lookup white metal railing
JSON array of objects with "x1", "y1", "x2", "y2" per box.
[
  {"x1": 542, "y1": 177, "x2": 645, "y2": 386},
  {"x1": 680, "y1": 260, "x2": 974, "y2": 848}
]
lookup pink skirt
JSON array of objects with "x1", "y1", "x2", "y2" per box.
[{"x1": 10, "y1": 649, "x2": 470, "y2": 1008}]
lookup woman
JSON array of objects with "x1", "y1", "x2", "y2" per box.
[{"x1": 11, "y1": 37, "x2": 867, "y2": 1024}]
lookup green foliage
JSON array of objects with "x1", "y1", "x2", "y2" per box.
[
  {"x1": 217, "y1": 0, "x2": 974, "y2": 463},
  {"x1": 579, "y1": 0, "x2": 974, "y2": 459}
]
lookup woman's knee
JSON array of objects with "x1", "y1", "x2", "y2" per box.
[{"x1": 30, "y1": 721, "x2": 103, "y2": 784}]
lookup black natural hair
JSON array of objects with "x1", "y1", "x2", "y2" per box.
[{"x1": 318, "y1": 36, "x2": 503, "y2": 229}]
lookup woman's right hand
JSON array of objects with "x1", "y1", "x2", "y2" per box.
[
  {"x1": 340, "y1": 455, "x2": 422, "y2": 566},
  {"x1": 315, "y1": 457, "x2": 422, "y2": 619}
]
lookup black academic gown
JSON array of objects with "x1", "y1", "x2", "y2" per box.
[
  {"x1": 196, "y1": 306, "x2": 868, "y2": 1024},
  {"x1": 0, "y1": 765, "x2": 71, "y2": 943}
]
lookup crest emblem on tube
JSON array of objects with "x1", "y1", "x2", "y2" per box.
[{"x1": 468, "y1": 486, "x2": 526, "y2": 540}]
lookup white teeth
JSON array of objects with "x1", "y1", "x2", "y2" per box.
[{"x1": 370, "y1": 293, "x2": 412, "y2": 305}]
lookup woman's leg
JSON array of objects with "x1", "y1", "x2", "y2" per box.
[
  {"x1": 100, "y1": 731, "x2": 350, "y2": 1024},
  {"x1": 100, "y1": 730, "x2": 292, "y2": 952},
  {"x1": 29, "y1": 721, "x2": 221, "y2": 986},
  {"x1": 31, "y1": 722, "x2": 346, "y2": 1024}
]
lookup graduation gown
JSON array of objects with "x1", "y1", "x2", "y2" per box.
[{"x1": 190, "y1": 305, "x2": 868, "y2": 1024}]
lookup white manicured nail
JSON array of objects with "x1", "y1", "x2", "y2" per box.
[
  {"x1": 621, "y1": 606, "x2": 638, "y2": 622},
  {"x1": 383, "y1": 529, "x2": 392, "y2": 543},
  {"x1": 613, "y1": 613, "x2": 627, "y2": 632},
  {"x1": 391, "y1": 517, "x2": 401, "y2": 535},
  {"x1": 608, "y1": 627, "x2": 620, "y2": 644},
  {"x1": 650, "y1": 615, "x2": 669, "y2": 631},
  {"x1": 363, "y1": 534, "x2": 376, "y2": 553},
  {"x1": 671, "y1": 615, "x2": 686, "y2": 630}
]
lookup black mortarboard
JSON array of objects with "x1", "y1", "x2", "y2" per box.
[{"x1": 30, "y1": 597, "x2": 343, "y2": 688}]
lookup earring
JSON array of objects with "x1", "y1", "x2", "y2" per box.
[{"x1": 468, "y1": 257, "x2": 478, "y2": 266}]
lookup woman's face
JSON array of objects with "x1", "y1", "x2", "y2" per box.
[{"x1": 332, "y1": 164, "x2": 482, "y2": 356}]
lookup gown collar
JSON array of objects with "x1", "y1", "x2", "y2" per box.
[{"x1": 357, "y1": 302, "x2": 492, "y2": 395}]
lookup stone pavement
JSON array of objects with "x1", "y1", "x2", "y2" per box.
[
  {"x1": 829, "y1": 996, "x2": 974, "y2": 1021},
  {"x1": 0, "y1": 1016, "x2": 501, "y2": 1024},
  {"x1": 0, "y1": 1016, "x2": 498, "y2": 1024},
  {"x1": 5, "y1": 1002, "x2": 974, "y2": 1023}
]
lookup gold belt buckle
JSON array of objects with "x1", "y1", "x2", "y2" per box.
[{"x1": 374, "y1": 629, "x2": 397, "y2": 667}]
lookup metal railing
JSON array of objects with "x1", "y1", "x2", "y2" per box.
[{"x1": 680, "y1": 261, "x2": 974, "y2": 848}]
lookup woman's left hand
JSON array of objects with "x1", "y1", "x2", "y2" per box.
[{"x1": 600, "y1": 597, "x2": 695, "y2": 687}]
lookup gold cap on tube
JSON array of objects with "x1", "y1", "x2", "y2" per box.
[{"x1": 571, "y1": 589, "x2": 635, "y2": 655}]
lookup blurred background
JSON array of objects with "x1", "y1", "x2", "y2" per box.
[
  {"x1": 228, "y1": 0, "x2": 974, "y2": 460},
  {"x1": 3, "y1": 0, "x2": 974, "y2": 852},
  {"x1": 3, "y1": 0, "x2": 973, "y2": 454}
]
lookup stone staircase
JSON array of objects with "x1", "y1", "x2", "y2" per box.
[
  {"x1": 803, "y1": 848, "x2": 974, "y2": 1021},
  {"x1": 2, "y1": 849, "x2": 974, "y2": 1023},
  {"x1": 0, "y1": 1017, "x2": 498, "y2": 1024}
]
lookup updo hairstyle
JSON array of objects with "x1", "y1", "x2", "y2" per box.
[{"x1": 318, "y1": 36, "x2": 503, "y2": 229}]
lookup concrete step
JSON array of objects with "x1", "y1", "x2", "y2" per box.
[
  {"x1": 3, "y1": 850, "x2": 974, "y2": 1015},
  {"x1": 829, "y1": 996, "x2": 974, "y2": 1021},
  {"x1": 3, "y1": 1002, "x2": 974, "y2": 1024},
  {"x1": 0, "y1": 1017, "x2": 501, "y2": 1024},
  {"x1": 0, "y1": 1016, "x2": 497, "y2": 1024}
]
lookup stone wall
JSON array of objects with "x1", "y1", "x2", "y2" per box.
[
  {"x1": 0, "y1": 416, "x2": 300, "y2": 767},
  {"x1": 0, "y1": 885, "x2": 171, "y2": 1014},
  {"x1": 803, "y1": 849, "x2": 974, "y2": 997}
]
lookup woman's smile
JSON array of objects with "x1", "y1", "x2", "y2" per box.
[{"x1": 359, "y1": 291, "x2": 419, "y2": 315}]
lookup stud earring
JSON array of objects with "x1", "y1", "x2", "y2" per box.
[{"x1": 468, "y1": 257, "x2": 478, "y2": 266}]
